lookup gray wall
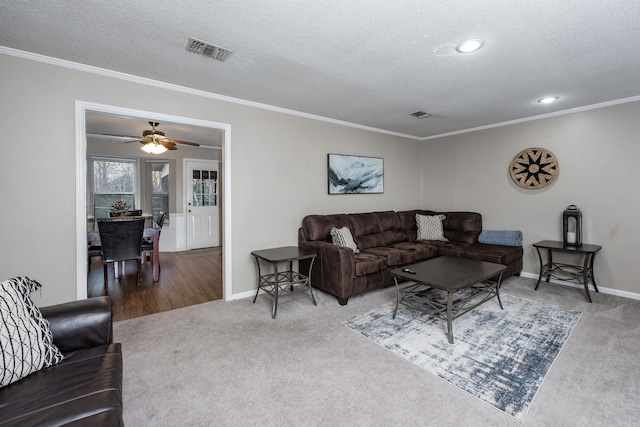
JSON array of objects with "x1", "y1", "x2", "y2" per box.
[
  {"x1": 2, "y1": 51, "x2": 638, "y2": 305},
  {"x1": 0, "y1": 52, "x2": 422, "y2": 305},
  {"x1": 421, "y1": 101, "x2": 640, "y2": 295}
]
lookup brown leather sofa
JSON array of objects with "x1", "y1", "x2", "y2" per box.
[
  {"x1": 0, "y1": 296, "x2": 123, "y2": 426},
  {"x1": 298, "y1": 210, "x2": 523, "y2": 305}
]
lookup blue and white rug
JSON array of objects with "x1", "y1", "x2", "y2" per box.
[{"x1": 342, "y1": 293, "x2": 581, "y2": 422}]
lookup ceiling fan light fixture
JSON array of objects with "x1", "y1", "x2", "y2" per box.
[{"x1": 141, "y1": 142, "x2": 168, "y2": 154}]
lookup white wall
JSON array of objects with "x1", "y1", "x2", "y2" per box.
[
  {"x1": 421, "y1": 101, "x2": 640, "y2": 295},
  {"x1": 0, "y1": 52, "x2": 422, "y2": 305}
]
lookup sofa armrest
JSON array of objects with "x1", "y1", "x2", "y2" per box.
[
  {"x1": 39, "y1": 296, "x2": 113, "y2": 354},
  {"x1": 299, "y1": 240, "x2": 355, "y2": 299}
]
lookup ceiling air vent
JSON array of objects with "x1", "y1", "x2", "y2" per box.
[
  {"x1": 186, "y1": 37, "x2": 232, "y2": 61},
  {"x1": 410, "y1": 111, "x2": 432, "y2": 119}
]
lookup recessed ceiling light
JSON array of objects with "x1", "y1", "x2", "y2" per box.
[
  {"x1": 455, "y1": 39, "x2": 484, "y2": 53},
  {"x1": 537, "y1": 96, "x2": 559, "y2": 104}
]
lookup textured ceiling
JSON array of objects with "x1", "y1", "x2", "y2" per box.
[{"x1": 2, "y1": 0, "x2": 640, "y2": 139}]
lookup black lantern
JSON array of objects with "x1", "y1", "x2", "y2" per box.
[{"x1": 562, "y1": 205, "x2": 582, "y2": 246}]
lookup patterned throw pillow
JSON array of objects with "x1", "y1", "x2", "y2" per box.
[
  {"x1": 330, "y1": 226, "x2": 360, "y2": 253},
  {"x1": 416, "y1": 214, "x2": 448, "y2": 241},
  {"x1": 0, "y1": 277, "x2": 64, "y2": 387}
]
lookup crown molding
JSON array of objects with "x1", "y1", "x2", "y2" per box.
[
  {"x1": 419, "y1": 95, "x2": 640, "y2": 141},
  {"x1": 3, "y1": 45, "x2": 639, "y2": 143},
  {"x1": 0, "y1": 46, "x2": 420, "y2": 141}
]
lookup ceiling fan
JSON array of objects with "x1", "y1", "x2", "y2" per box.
[{"x1": 103, "y1": 121, "x2": 200, "y2": 154}]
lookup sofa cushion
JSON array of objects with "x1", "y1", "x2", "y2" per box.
[
  {"x1": 373, "y1": 211, "x2": 407, "y2": 245},
  {"x1": 0, "y1": 277, "x2": 64, "y2": 388},
  {"x1": 416, "y1": 214, "x2": 448, "y2": 241},
  {"x1": 348, "y1": 213, "x2": 385, "y2": 250},
  {"x1": 389, "y1": 241, "x2": 438, "y2": 262},
  {"x1": 464, "y1": 244, "x2": 524, "y2": 266},
  {"x1": 330, "y1": 226, "x2": 359, "y2": 253},
  {"x1": 302, "y1": 214, "x2": 350, "y2": 242},
  {"x1": 0, "y1": 343, "x2": 123, "y2": 427},
  {"x1": 354, "y1": 252, "x2": 387, "y2": 277},
  {"x1": 362, "y1": 247, "x2": 414, "y2": 267},
  {"x1": 442, "y1": 211, "x2": 482, "y2": 244}
]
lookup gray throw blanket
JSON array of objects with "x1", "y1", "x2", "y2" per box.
[{"x1": 478, "y1": 230, "x2": 522, "y2": 247}]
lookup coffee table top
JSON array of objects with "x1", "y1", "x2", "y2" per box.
[{"x1": 390, "y1": 256, "x2": 507, "y2": 292}]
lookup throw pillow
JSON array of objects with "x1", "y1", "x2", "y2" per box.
[
  {"x1": 330, "y1": 227, "x2": 360, "y2": 253},
  {"x1": 416, "y1": 214, "x2": 448, "y2": 241},
  {"x1": 0, "y1": 277, "x2": 64, "y2": 387}
]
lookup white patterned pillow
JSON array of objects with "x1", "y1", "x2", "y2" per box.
[
  {"x1": 0, "y1": 277, "x2": 64, "y2": 387},
  {"x1": 330, "y1": 227, "x2": 360, "y2": 253},
  {"x1": 416, "y1": 214, "x2": 448, "y2": 241}
]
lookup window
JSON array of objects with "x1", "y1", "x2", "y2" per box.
[
  {"x1": 150, "y1": 162, "x2": 170, "y2": 223},
  {"x1": 192, "y1": 169, "x2": 217, "y2": 207},
  {"x1": 92, "y1": 158, "x2": 136, "y2": 220}
]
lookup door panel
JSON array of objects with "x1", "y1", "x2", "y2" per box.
[{"x1": 186, "y1": 160, "x2": 220, "y2": 249}]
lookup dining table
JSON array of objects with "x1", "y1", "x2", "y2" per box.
[{"x1": 88, "y1": 227, "x2": 162, "y2": 281}]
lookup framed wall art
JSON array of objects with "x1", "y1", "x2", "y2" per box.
[{"x1": 328, "y1": 153, "x2": 384, "y2": 194}]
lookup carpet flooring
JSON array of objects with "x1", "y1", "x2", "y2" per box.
[{"x1": 114, "y1": 276, "x2": 640, "y2": 426}]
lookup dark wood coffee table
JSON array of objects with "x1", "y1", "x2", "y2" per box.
[{"x1": 391, "y1": 256, "x2": 507, "y2": 344}]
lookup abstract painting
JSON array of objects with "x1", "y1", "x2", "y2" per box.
[{"x1": 328, "y1": 154, "x2": 383, "y2": 194}]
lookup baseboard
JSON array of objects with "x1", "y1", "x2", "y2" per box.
[
  {"x1": 519, "y1": 271, "x2": 640, "y2": 301},
  {"x1": 229, "y1": 289, "x2": 257, "y2": 301},
  {"x1": 232, "y1": 272, "x2": 640, "y2": 302}
]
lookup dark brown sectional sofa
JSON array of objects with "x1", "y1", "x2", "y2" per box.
[{"x1": 298, "y1": 210, "x2": 523, "y2": 305}]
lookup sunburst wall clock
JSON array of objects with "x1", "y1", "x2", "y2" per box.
[{"x1": 509, "y1": 147, "x2": 559, "y2": 189}]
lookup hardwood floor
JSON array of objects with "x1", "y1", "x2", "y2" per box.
[{"x1": 88, "y1": 247, "x2": 222, "y2": 322}]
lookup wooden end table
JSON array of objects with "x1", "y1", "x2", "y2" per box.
[
  {"x1": 251, "y1": 246, "x2": 317, "y2": 319},
  {"x1": 533, "y1": 240, "x2": 602, "y2": 303}
]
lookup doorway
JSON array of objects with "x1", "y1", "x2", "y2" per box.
[{"x1": 75, "y1": 101, "x2": 233, "y2": 306}]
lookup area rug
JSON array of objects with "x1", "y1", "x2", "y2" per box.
[{"x1": 342, "y1": 293, "x2": 581, "y2": 422}]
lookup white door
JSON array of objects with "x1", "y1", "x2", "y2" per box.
[{"x1": 186, "y1": 160, "x2": 220, "y2": 249}]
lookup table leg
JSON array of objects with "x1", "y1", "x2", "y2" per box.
[
  {"x1": 495, "y1": 272, "x2": 504, "y2": 309},
  {"x1": 307, "y1": 257, "x2": 317, "y2": 305},
  {"x1": 152, "y1": 231, "x2": 160, "y2": 281},
  {"x1": 272, "y1": 262, "x2": 279, "y2": 319},
  {"x1": 393, "y1": 277, "x2": 400, "y2": 319},
  {"x1": 588, "y1": 253, "x2": 599, "y2": 293},
  {"x1": 289, "y1": 261, "x2": 294, "y2": 291},
  {"x1": 582, "y1": 253, "x2": 593, "y2": 303},
  {"x1": 446, "y1": 292, "x2": 454, "y2": 344},
  {"x1": 252, "y1": 256, "x2": 262, "y2": 303},
  {"x1": 534, "y1": 247, "x2": 544, "y2": 290},
  {"x1": 545, "y1": 249, "x2": 553, "y2": 282}
]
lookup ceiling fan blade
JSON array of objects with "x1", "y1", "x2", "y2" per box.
[
  {"x1": 87, "y1": 133, "x2": 141, "y2": 143},
  {"x1": 166, "y1": 138, "x2": 200, "y2": 147},
  {"x1": 102, "y1": 133, "x2": 142, "y2": 139},
  {"x1": 160, "y1": 140, "x2": 177, "y2": 150}
]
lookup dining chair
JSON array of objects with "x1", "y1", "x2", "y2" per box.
[
  {"x1": 87, "y1": 243, "x2": 102, "y2": 272},
  {"x1": 97, "y1": 217, "x2": 145, "y2": 292},
  {"x1": 142, "y1": 211, "x2": 167, "y2": 264}
]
